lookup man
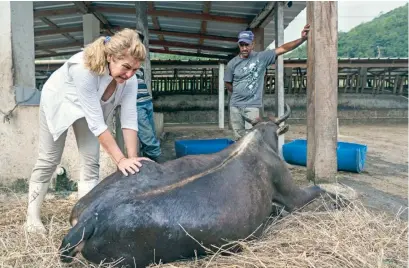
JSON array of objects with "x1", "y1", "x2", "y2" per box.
[
  {"x1": 135, "y1": 68, "x2": 163, "y2": 162},
  {"x1": 224, "y1": 24, "x2": 310, "y2": 140}
]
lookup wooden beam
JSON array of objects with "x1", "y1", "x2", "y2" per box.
[
  {"x1": 35, "y1": 49, "x2": 228, "y2": 60},
  {"x1": 39, "y1": 17, "x2": 77, "y2": 42},
  {"x1": 72, "y1": 1, "x2": 115, "y2": 35},
  {"x1": 34, "y1": 7, "x2": 80, "y2": 18},
  {"x1": 36, "y1": 41, "x2": 82, "y2": 50},
  {"x1": 35, "y1": 26, "x2": 237, "y2": 43},
  {"x1": 249, "y1": 2, "x2": 275, "y2": 29},
  {"x1": 149, "y1": 49, "x2": 229, "y2": 60},
  {"x1": 73, "y1": 1, "x2": 88, "y2": 14},
  {"x1": 35, "y1": 26, "x2": 83, "y2": 36},
  {"x1": 148, "y1": 1, "x2": 167, "y2": 51},
  {"x1": 136, "y1": 1, "x2": 152, "y2": 95},
  {"x1": 34, "y1": 39, "x2": 234, "y2": 53},
  {"x1": 149, "y1": 29, "x2": 236, "y2": 42},
  {"x1": 91, "y1": 6, "x2": 249, "y2": 24},
  {"x1": 198, "y1": 2, "x2": 212, "y2": 53},
  {"x1": 306, "y1": 2, "x2": 338, "y2": 183},
  {"x1": 35, "y1": 51, "x2": 79, "y2": 59},
  {"x1": 150, "y1": 40, "x2": 234, "y2": 53}
]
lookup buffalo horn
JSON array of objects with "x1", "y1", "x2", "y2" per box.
[{"x1": 275, "y1": 104, "x2": 291, "y2": 125}]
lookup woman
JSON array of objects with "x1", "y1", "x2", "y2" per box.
[{"x1": 25, "y1": 28, "x2": 150, "y2": 234}]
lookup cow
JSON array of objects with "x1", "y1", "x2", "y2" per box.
[{"x1": 59, "y1": 104, "x2": 331, "y2": 267}]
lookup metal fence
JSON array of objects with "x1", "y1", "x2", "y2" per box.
[{"x1": 151, "y1": 66, "x2": 408, "y2": 96}]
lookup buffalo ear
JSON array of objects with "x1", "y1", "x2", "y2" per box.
[{"x1": 277, "y1": 124, "x2": 289, "y2": 135}]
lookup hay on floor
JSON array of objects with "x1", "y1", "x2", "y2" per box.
[{"x1": 0, "y1": 192, "x2": 407, "y2": 268}]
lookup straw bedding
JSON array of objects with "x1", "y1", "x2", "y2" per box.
[{"x1": 0, "y1": 192, "x2": 407, "y2": 268}]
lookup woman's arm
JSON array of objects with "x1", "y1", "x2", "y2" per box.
[
  {"x1": 123, "y1": 128, "x2": 139, "y2": 158},
  {"x1": 98, "y1": 130, "x2": 126, "y2": 163}
]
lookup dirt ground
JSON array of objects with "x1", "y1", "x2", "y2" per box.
[{"x1": 160, "y1": 122, "x2": 408, "y2": 220}]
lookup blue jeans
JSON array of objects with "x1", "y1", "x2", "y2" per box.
[{"x1": 137, "y1": 101, "x2": 161, "y2": 159}]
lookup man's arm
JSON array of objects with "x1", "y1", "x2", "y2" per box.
[
  {"x1": 224, "y1": 61, "x2": 234, "y2": 93},
  {"x1": 275, "y1": 38, "x2": 306, "y2": 56},
  {"x1": 225, "y1": 82, "x2": 233, "y2": 93},
  {"x1": 275, "y1": 24, "x2": 310, "y2": 57}
]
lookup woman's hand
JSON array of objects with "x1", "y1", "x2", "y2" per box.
[{"x1": 117, "y1": 156, "x2": 153, "y2": 176}]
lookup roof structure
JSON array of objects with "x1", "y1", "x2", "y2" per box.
[{"x1": 33, "y1": 1, "x2": 306, "y2": 60}]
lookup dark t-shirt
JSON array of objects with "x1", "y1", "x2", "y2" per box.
[{"x1": 224, "y1": 50, "x2": 276, "y2": 107}]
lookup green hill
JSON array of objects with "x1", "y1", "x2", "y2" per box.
[{"x1": 286, "y1": 3, "x2": 408, "y2": 58}]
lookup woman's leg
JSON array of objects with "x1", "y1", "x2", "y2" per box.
[
  {"x1": 25, "y1": 106, "x2": 67, "y2": 234},
  {"x1": 72, "y1": 117, "x2": 101, "y2": 199}
]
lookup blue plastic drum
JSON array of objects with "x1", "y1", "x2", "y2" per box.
[
  {"x1": 282, "y1": 139, "x2": 367, "y2": 173},
  {"x1": 175, "y1": 138, "x2": 235, "y2": 158}
]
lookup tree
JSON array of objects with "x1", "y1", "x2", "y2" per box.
[{"x1": 286, "y1": 3, "x2": 408, "y2": 58}]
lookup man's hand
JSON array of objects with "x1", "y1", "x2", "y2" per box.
[
  {"x1": 301, "y1": 24, "x2": 310, "y2": 41},
  {"x1": 225, "y1": 82, "x2": 233, "y2": 93}
]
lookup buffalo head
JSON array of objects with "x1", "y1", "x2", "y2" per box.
[{"x1": 241, "y1": 104, "x2": 291, "y2": 151}]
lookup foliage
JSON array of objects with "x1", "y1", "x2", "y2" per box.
[{"x1": 286, "y1": 3, "x2": 408, "y2": 58}]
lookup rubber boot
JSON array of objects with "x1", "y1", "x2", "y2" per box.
[
  {"x1": 77, "y1": 179, "x2": 99, "y2": 199},
  {"x1": 24, "y1": 181, "x2": 49, "y2": 234}
]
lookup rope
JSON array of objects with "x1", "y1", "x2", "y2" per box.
[{"x1": 0, "y1": 89, "x2": 38, "y2": 123}]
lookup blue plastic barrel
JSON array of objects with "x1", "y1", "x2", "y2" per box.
[
  {"x1": 282, "y1": 139, "x2": 367, "y2": 173},
  {"x1": 175, "y1": 138, "x2": 235, "y2": 158}
]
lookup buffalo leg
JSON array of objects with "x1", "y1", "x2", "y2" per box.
[{"x1": 273, "y1": 173, "x2": 325, "y2": 212}]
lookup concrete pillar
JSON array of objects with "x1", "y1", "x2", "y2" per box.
[
  {"x1": 83, "y1": 14, "x2": 100, "y2": 45},
  {"x1": 135, "y1": 2, "x2": 151, "y2": 95},
  {"x1": 0, "y1": 0, "x2": 36, "y2": 109},
  {"x1": 306, "y1": 2, "x2": 338, "y2": 183},
  {"x1": 274, "y1": 1, "x2": 285, "y2": 156},
  {"x1": 218, "y1": 63, "x2": 225, "y2": 129},
  {"x1": 0, "y1": 1, "x2": 38, "y2": 183}
]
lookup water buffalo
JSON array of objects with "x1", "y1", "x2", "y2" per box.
[{"x1": 59, "y1": 104, "x2": 329, "y2": 267}]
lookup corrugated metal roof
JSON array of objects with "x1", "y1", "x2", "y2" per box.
[
  {"x1": 33, "y1": 1, "x2": 306, "y2": 59},
  {"x1": 154, "y1": 1, "x2": 204, "y2": 13}
]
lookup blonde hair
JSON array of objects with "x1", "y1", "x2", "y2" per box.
[{"x1": 83, "y1": 28, "x2": 147, "y2": 75}]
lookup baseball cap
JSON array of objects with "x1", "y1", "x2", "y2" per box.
[{"x1": 238, "y1": 31, "x2": 254, "y2": 44}]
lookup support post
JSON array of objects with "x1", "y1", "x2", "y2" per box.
[
  {"x1": 0, "y1": 1, "x2": 39, "y2": 181},
  {"x1": 218, "y1": 63, "x2": 225, "y2": 129},
  {"x1": 135, "y1": 1, "x2": 151, "y2": 95},
  {"x1": 253, "y1": 27, "x2": 265, "y2": 52},
  {"x1": 253, "y1": 27, "x2": 266, "y2": 116},
  {"x1": 82, "y1": 14, "x2": 100, "y2": 45},
  {"x1": 274, "y1": 1, "x2": 285, "y2": 156},
  {"x1": 1, "y1": 1, "x2": 37, "y2": 105},
  {"x1": 306, "y1": 2, "x2": 338, "y2": 183}
]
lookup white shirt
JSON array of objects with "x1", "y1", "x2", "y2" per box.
[{"x1": 40, "y1": 51, "x2": 138, "y2": 141}]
